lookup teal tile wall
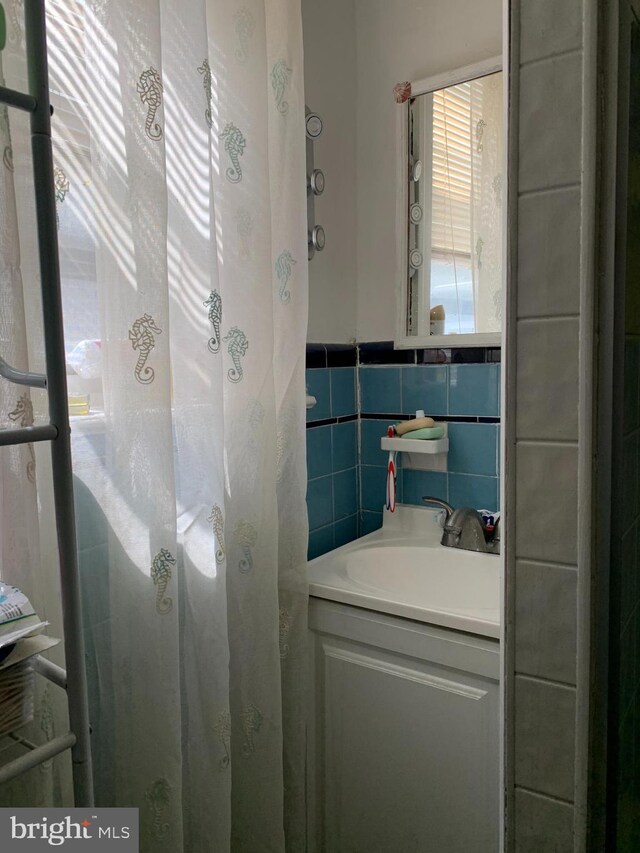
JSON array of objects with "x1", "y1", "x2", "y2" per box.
[
  {"x1": 332, "y1": 421, "x2": 357, "y2": 470},
  {"x1": 359, "y1": 363, "x2": 501, "y2": 534},
  {"x1": 330, "y1": 367, "x2": 357, "y2": 416},
  {"x1": 449, "y1": 364, "x2": 501, "y2": 416},
  {"x1": 305, "y1": 369, "x2": 331, "y2": 421},
  {"x1": 306, "y1": 425, "x2": 332, "y2": 480},
  {"x1": 306, "y1": 364, "x2": 359, "y2": 560},
  {"x1": 360, "y1": 367, "x2": 401, "y2": 413},
  {"x1": 359, "y1": 363, "x2": 500, "y2": 416},
  {"x1": 306, "y1": 367, "x2": 356, "y2": 423},
  {"x1": 401, "y1": 366, "x2": 448, "y2": 415},
  {"x1": 306, "y1": 355, "x2": 501, "y2": 560}
]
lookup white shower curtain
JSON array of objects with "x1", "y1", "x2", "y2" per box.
[
  {"x1": 0, "y1": 1, "x2": 309, "y2": 850},
  {"x1": 469, "y1": 72, "x2": 503, "y2": 332}
]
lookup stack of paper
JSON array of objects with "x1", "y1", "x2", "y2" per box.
[
  {"x1": 0, "y1": 584, "x2": 59, "y2": 670},
  {"x1": 0, "y1": 584, "x2": 60, "y2": 736}
]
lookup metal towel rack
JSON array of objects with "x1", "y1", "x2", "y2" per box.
[{"x1": 0, "y1": 0, "x2": 93, "y2": 806}]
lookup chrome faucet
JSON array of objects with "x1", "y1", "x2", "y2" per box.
[{"x1": 421, "y1": 497, "x2": 500, "y2": 555}]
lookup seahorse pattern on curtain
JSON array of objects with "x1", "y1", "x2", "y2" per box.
[{"x1": 0, "y1": 0, "x2": 309, "y2": 850}]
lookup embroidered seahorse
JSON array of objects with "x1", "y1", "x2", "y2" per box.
[
  {"x1": 223, "y1": 326, "x2": 248, "y2": 383},
  {"x1": 197, "y1": 59, "x2": 213, "y2": 128},
  {"x1": 128, "y1": 313, "x2": 162, "y2": 384},
  {"x1": 271, "y1": 59, "x2": 292, "y2": 116},
  {"x1": 214, "y1": 711, "x2": 231, "y2": 769},
  {"x1": 234, "y1": 520, "x2": 257, "y2": 573},
  {"x1": 219, "y1": 123, "x2": 246, "y2": 184},
  {"x1": 137, "y1": 67, "x2": 164, "y2": 141},
  {"x1": 235, "y1": 207, "x2": 253, "y2": 258},
  {"x1": 279, "y1": 607, "x2": 291, "y2": 659},
  {"x1": 234, "y1": 7, "x2": 254, "y2": 63},
  {"x1": 0, "y1": 105, "x2": 13, "y2": 172},
  {"x1": 145, "y1": 778, "x2": 171, "y2": 840},
  {"x1": 150, "y1": 548, "x2": 176, "y2": 615},
  {"x1": 476, "y1": 118, "x2": 487, "y2": 153},
  {"x1": 203, "y1": 290, "x2": 222, "y2": 353},
  {"x1": 208, "y1": 504, "x2": 225, "y2": 563},
  {"x1": 241, "y1": 704, "x2": 263, "y2": 756},
  {"x1": 275, "y1": 250, "x2": 296, "y2": 304},
  {"x1": 53, "y1": 166, "x2": 69, "y2": 204},
  {"x1": 8, "y1": 394, "x2": 35, "y2": 482}
]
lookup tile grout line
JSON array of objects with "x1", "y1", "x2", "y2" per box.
[
  {"x1": 515, "y1": 672, "x2": 577, "y2": 691},
  {"x1": 516, "y1": 556, "x2": 578, "y2": 571},
  {"x1": 518, "y1": 182, "x2": 582, "y2": 200},
  {"x1": 309, "y1": 512, "x2": 359, "y2": 536},
  {"x1": 519, "y1": 45, "x2": 582, "y2": 71},
  {"x1": 516, "y1": 438, "x2": 579, "y2": 447},
  {"x1": 517, "y1": 314, "x2": 581, "y2": 324},
  {"x1": 514, "y1": 784, "x2": 575, "y2": 808},
  {"x1": 308, "y1": 464, "x2": 359, "y2": 483}
]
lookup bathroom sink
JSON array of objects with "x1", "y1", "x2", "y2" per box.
[
  {"x1": 308, "y1": 505, "x2": 501, "y2": 637},
  {"x1": 346, "y1": 544, "x2": 498, "y2": 610}
]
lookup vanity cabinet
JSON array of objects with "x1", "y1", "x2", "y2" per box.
[{"x1": 307, "y1": 599, "x2": 500, "y2": 853}]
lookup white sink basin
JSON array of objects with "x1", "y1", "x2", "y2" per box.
[
  {"x1": 346, "y1": 544, "x2": 499, "y2": 610},
  {"x1": 308, "y1": 506, "x2": 501, "y2": 637}
]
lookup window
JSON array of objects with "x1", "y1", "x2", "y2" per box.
[{"x1": 430, "y1": 82, "x2": 474, "y2": 335}]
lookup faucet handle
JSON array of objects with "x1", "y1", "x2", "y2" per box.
[
  {"x1": 492, "y1": 516, "x2": 501, "y2": 542},
  {"x1": 421, "y1": 496, "x2": 454, "y2": 521}
]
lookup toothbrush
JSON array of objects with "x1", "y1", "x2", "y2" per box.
[{"x1": 386, "y1": 450, "x2": 397, "y2": 512}]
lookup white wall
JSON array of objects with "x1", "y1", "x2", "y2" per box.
[
  {"x1": 302, "y1": 0, "x2": 502, "y2": 344},
  {"x1": 302, "y1": 0, "x2": 358, "y2": 343},
  {"x1": 354, "y1": 0, "x2": 502, "y2": 342}
]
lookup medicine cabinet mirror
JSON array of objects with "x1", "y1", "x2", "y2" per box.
[{"x1": 395, "y1": 58, "x2": 504, "y2": 348}]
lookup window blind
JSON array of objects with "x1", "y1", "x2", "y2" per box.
[{"x1": 431, "y1": 82, "x2": 472, "y2": 257}]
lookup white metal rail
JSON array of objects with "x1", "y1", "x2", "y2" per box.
[{"x1": 0, "y1": 0, "x2": 93, "y2": 806}]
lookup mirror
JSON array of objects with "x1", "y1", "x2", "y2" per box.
[{"x1": 396, "y1": 62, "x2": 504, "y2": 347}]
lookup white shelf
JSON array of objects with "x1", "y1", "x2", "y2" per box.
[
  {"x1": 381, "y1": 424, "x2": 448, "y2": 472},
  {"x1": 381, "y1": 436, "x2": 449, "y2": 455}
]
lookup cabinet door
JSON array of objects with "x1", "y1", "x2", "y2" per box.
[{"x1": 312, "y1": 633, "x2": 499, "y2": 853}]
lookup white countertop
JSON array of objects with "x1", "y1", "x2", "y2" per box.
[{"x1": 308, "y1": 505, "x2": 501, "y2": 638}]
